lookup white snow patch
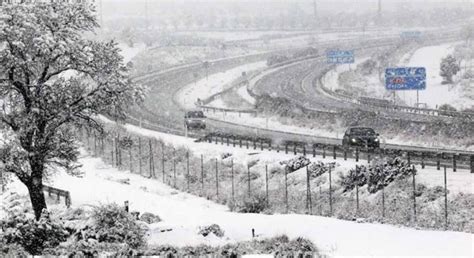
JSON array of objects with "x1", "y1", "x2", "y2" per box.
[{"x1": 176, "y1": 61, "x2": 267, "y2": 110}]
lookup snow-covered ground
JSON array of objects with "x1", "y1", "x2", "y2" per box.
[
  {"x1": 4, "y1": 146, "x2": 472, "y2": 256},
  {"x1": 398, "y1": 42, "x2": 471, "y2": 109},
  {"x1": 176, "y1": 61, "x2": 267, "y2": 110}
]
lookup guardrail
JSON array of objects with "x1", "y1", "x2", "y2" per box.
[
  {"x1": 202, "y1": 132, "x2": 474, "y2": 173},
  {"x1": 43, "y1": 185, "x2": 71, "y2": 208},
  {"x1": 199, "y1": 104, "x2": 258, "y2": 116}
]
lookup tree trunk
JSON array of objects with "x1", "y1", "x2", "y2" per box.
[{"x1": 26, "y1": 175, "x2": 47, "y2": 221}]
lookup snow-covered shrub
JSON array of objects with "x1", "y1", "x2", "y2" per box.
[
  {"x1": 198, "y1": 224, "x2": 225, "y2": 238},
  {"x1": 281, "y1": 156, "x2": 310, "y2": 173},
  {"x1": 139, "y1": 212, "x2": 161, "y2": 224},
  {"x1": 340, "y1": 158, "x2": 416, "y2": 194},
  {"x1": 308, "y1": 161, "x2": 336, "y2": 178},
  {"x1": 83, "y1": 203, "x2": 147, "y2": 249},
  {"x1": 233, "y1": 193, "x2": 269, "y2": 214},
  {"x1": 0, "y1": 209, "x2": 70, "y2": 255},
  {"x1": 423, "y1": 186, "x2": 447, "y2": 201},
  {"x1": 221, "y1": 152, "x2": 232, "y2": 160}
]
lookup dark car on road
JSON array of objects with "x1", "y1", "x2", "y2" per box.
[
  {"x1": 184, "y1": 110, "x2": 206, "y2": 130},
  {"x1": 342, "y1": 127, "x2": 380, "y2": 149}
]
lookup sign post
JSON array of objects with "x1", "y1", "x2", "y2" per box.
[{"x1": 385, "y1": 67, "x2": 426, "y2": 106}]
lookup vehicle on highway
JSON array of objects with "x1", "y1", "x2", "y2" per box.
[
  {"x1": 184, "y1": 110, "x2": 206, "y2": 130},
  {"x1": 342, "y1": 127, "x2": 380, "y2": 149}
]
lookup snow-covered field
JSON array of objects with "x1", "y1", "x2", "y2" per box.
[
  {"x1": 398, "y1": 42, "x2": 471, "y2": 109},
  {"x1": 4, "y1": 145, "x2": 473, "y2": 256}
]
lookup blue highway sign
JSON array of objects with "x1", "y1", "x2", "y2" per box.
[
  {"x1": 385, "y1": 67, "x2": 426, "y2": 90},
  {"x1": 327, "y1": 50, "x2": 355, "y2": 64}
]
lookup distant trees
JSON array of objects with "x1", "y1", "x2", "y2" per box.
[{"x1": 440, "y1": 55, "x2": 461, "y2": 84}]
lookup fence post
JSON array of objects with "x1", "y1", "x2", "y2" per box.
[
  {"x1": 444, "y1": 165, "x2": 448, "y2": 230},
  {"x1": 261, "y1": 139, "x2": 264, "y2": 151},
  {"x1": 344, "y1": 149, "x2": 347, "y2": 161},
  {"x1": 94, "y1": 132, "x2": 97, "y2": 156},
  {"x1": 149, "y1": 139, "x2": 154, "y2": 178},
  {"x1": 452, "y1": 154, "x2": 457, "y2": 172},
  {"x1": 303, "y1": 145, "x2": 306, "y2": 156},
  {"x1": 117, "y1": 133, "x2": 122, "y2": 168},
  {"x1": 333, "y1": 146, "x2": 336, "y2": 160},
  {"x1": 129, "y1": 142, "x2": 133, "y2": 173},
  {"x1": 246, "y1": 140, "x2": 249, "y2": 149},
  {"x1": 233, "y1": 136, "x2": 236, "y2": 147},
  {"x1": 382, "y1": 172, "x2": 385, "y2": 219},
  {"x1": 239, "y1": 139, "x2": 242, "y2": 148},
  {"x1": 215, "y1": 158, "x2": 219, "y2": 199},
  {"x1": 201, "y1": 154, "x2": 204, "y2": 194},
  {"x1": 247, "y1": 164, "x2": 251, "y2": 198},
  {"x1": 471, "y1": 155, "x2": 474, "y2": 174},
  {"x1": 285, "y1": 168, "x2": 289, "y2": 213},
  {"x1": 437, "y1": 153, "x2": 441, "y2": 170},
  {"x1": 313, "y1": 145, "x2": 316, "y2": 157},
  {"x1": 318, "y1": 186, "x2": 322, "y2": 216},
  {"x1": 138, "y1": 137, "x2": 142, "y2": 175},
  {"x1": 231, "y1": 159, "x2": 235, "y2": 201},
  {"x1": 329, "y1": 166, "x2": 333, "y2": 217},
  {"x1": 161, "y1": 142, "x2": 165, "y2": 182},
  {"x1": 356, "y1": 166, "x2": 359, "y2": 215},
  {"x1": 412, "y1": 165, "x2": 417, "y2": 223},
  {"x1": 253, "y1": 139, "x2": 256, "y2": 150},
  {"x1": 306, "y1": 165, "x2": 312, "y2": 214},
  {"x1": 323, "y1": 146, "x2": 326, "y2": 159},
  {"x1": 265, "y1": 164, "x2": 269, "y2": 208},
  {"x1": 226, "y1": 136, "x2": 229, "y2": 146},
  {"x1": 173, "y1": 158, "x2": 177, "y2": 188},
  {"x1": 186, "y1": 152, "x2": 190, "y2": 191},
  {"x1": 421, "y1": 152, "x2": 425, "y2": 169},
  {"x1": 407, "y1": 151, "x2": 411, "y2": 166},
  {"x1": 111, "y1": 137, "x2": 115, "y2": 167},
  {"x1": 367, "y1": 153, "x2": 371, "y2": 164},
  {"x1": 293, "y1": 144, "x2": 297, "y2": 155},
  {"x1": 285, "y1": 144, "x2": 288, "y2": 154}
]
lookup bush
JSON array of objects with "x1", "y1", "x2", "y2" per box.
[
  {"x1": 139, "y1": 212, "x2": 162, "y2": 224},
  {"x1": 0, "y1": 209, "x2": 70, "y2": 255},
  {"x1": 282, "y1": 156, "x2": 311, "y2": 173},
  {"x1": 340, "y1": 157, "x2": 416, "y2": 194},
  {"x1": 234, "y1": 194, "x2": 269, "y2": 214},
  {"x1": 198, "y1": 224, "x2": 225, "y2": 238},
  {"x1": 82, "y1": 203, "x2": 147, "y2": 249},
  {"x1": 308, "y1": 161, "x2": 336, "y2": 178}
]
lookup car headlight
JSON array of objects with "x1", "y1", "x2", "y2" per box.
[{"x1": 351, "y1": 138, "x2": 357, "y2": 143}]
